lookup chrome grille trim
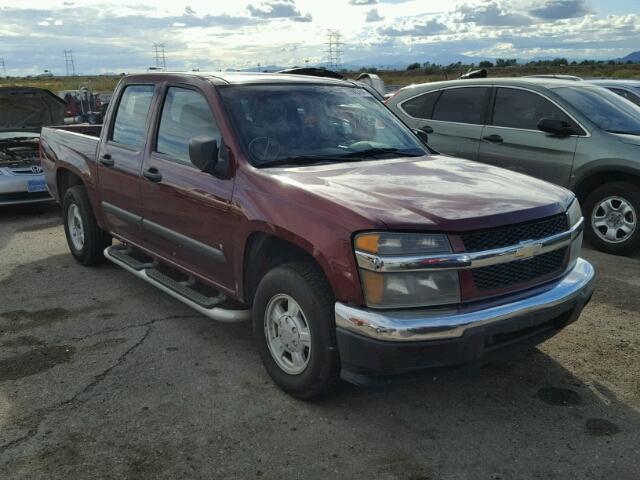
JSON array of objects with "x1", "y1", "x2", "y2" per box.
[{"x1": 355, "y1": 217, "x2": 583, "y2": 273}]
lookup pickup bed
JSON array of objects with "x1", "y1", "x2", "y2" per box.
[{"x1": 41, "y1": 72, "x2": 595, "y2": 398}]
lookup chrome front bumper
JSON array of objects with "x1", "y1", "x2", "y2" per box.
[{"x1": 335, "y1": 257, "x2": 595, "y2": 342}]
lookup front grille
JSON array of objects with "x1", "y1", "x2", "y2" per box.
[
  {"x1": 471, "y1": 248, "x2": 567, "y2": 291},
  {"x1": 461, "y1": 214, "x2": 568, "y2": 252},
  {"x1": 0, "y1": 191, "x2": 51, "y2": 203},
  {"x1": 9, "y1": 168, "x2": 39, "y2": 175}
]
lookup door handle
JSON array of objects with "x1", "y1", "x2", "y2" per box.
[
  {"x1": 483, "y1": 134, "x2": 504, "y2": 143},
  {"x1": 143, "y1": 167, "x2": 162, "y2": 183},
  {"x1": 420, "y1": 125, "x2": 434, "y2": 134},
  {"x1": 99, "y1": 154, "x2": 114, "y2": 167}
]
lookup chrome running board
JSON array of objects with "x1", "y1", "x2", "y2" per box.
[{"x1": 104, "y1": 245, "x2": 250, "y2": 323}]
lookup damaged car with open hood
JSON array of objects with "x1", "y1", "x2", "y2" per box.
[{"x1": 0, "y1": 86, "x2": 65, "y2": 205}]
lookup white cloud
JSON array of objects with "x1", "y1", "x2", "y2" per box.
[{"x1": 0, "y1": 0, "x2": 638, "y2": 75}]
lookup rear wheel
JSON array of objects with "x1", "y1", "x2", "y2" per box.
[
  {"x1": 252, "y1": 262, "x2": 340, "y2": 399},
  {"x1": 584, "y1": 181, "x2": 640, "y2": 255},
  {"x1": 62, "y1": 185, "x2": 111, "y2": 266}
]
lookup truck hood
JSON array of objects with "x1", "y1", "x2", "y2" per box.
[
  {"x1": 0, "y1": 87, "x2": 66, "y2": 133},
  {"x1": 266, "y1": 155, "x2": 573, "y2": 231}
]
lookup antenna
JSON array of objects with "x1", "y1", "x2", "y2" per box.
[
  {"x1": 0, "y1": 58, "x2": 6, "y2": 77},
  {"x1": 325, "y1": 30, "x2": 343, "y2": 71},
  {"x1": 153, "y1": 44, "x2": 167, "y2": 71},
  {"x1": 64, "y1": 50, "x2": 76, "y2": 76}
]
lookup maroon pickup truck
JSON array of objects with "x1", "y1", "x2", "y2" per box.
[{"x1": 40, "y1": 72, "x2": 595, "y2": 398}]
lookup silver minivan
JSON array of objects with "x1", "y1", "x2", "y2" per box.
[{"x1": 387, "y1": 77, "x2": 640, "y2": 255}]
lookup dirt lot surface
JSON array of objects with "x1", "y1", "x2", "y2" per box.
[{"x1": 1, "y1": 204, "x2": 638, "y2": 479}]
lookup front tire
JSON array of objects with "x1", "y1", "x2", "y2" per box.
[
  {"x1": 252, "y1": 262, "x2": 340, "y2": 399},
  {"x1": 584, "y1": 182, "x2": 640, "y2": 256},
  {"x1": 62, "y1": 185, "x2": 112, "y2": 266}
]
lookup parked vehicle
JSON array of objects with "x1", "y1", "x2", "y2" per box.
[
  {"x1": 40, "y1": 72, "x2": 594, "y2": 398},
  {"x1": 387, "y1": 77, "x2": 640, "y2": 255},
  {"x1": 59, "y1": 86, "x2": 102, "y2": 124},
  {"x1": 587, "y1": 79, "x2": 640, "y2": 107},
  {"x1": 0, "y1": 87, "x2": 65, "y2": 205}
]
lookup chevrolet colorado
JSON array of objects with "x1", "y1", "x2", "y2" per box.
[{"x1": 40, "y1": 72, "x2": 595, "y2": 398}]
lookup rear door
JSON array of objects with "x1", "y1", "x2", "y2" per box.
[
  {"x1": 97, "y1": 83, "x2": 156, "y2": 243},
  {"x1": 399, "y1": 86, "x2": 490, "y2": 160},
  {"x1": 478, "y1": 87, "x2": 580, "y2": 187},
  {"x1": 139, "y1": 83, "x2": 236, "y2": 292}
]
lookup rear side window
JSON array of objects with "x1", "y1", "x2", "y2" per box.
[
  {"x1": 492, "y1": 88, "x2": 573, "y2": 130},
  {"x1": 111, "y1": 85, "x2": 154, "y2": 148},
  {"x1": 400, "y1": 91, "x2": 440, "y2": 119},
  {"x1": 156, "y1": 87, "x2": 221, "y2": 164},
  {"x1": 432, "y1": 87, "x2": 488, "y2": 125}
]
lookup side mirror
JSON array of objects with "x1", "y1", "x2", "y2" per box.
[
  {"x1": 189, "y1": 136, "x2": 230, "y2": 177},
  {"x1": 537, "y1": 118, "x2": 577, "y2": 137},
  {"x1": 413, "y1": 128, "x2": 429, "y2": 145}
]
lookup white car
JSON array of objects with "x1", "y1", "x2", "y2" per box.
[
  {"x1": 587, "y1": 79, "x2": 640, "y2": 108},
  {"x1": 0, "y1": 87, "x2": 65, "y2": 205}
]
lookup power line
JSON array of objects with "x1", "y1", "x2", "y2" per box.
[
  {"x1": 64, "y1": 50, "x2": 76, "y2": 76},
  {"x1": 153, "y1": 44, "x2": 167, "y2": 71},
  {"x1": 325, "y1": 30, "x2": 343, "y2": 71}
]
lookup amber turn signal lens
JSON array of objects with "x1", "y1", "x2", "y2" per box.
[
  {"x1": 360, "y1": 270, "x2": 385, "y2": 306},
  {"x1": 354, "y1": 233, "x2": 380, "y2": 253}
]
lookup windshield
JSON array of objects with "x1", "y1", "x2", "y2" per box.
[
  {"x1": 555, "y1": 86, "x2": 640, "y2": 135},
  {"x1": 218, "y1": 84, "x2": 426, "y2": 167}
]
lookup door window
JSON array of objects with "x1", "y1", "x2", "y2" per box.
[
  {"x1": 492, "y1": 88, "x2": 573, "y2": 130},
  {"x1": 400, "y1": 91, "x2": 441, "y2": 119},
  {"x1": 156, "y1": 87, "x2": 221, "y2": 164},
  {"x1": 432, "y1": 87, "x2": 488, "y2": 125},
  {"x1": 111, "y1": 85, "x2": 155, "y2": 148}
]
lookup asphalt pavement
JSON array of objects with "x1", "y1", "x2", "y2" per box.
[{"x1": 1, "y1": 203, "x2": 638, "y2": 479}]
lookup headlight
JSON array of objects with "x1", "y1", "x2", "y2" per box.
[
  {"x1": 354, "y1": 232, "x2": 460, "y2": 309},
  {"x1": 566, "y1": 198, "x2": 583, "y2": 267}
]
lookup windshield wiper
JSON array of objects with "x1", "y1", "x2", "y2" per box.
[
  {"x1": 338, "y1": 147, "x2": 423, "y2": 159},
  {"x1": 257, "y1": 155, "x2": 346, "y2": 168}
]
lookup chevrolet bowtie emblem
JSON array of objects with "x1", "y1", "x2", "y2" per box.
[{"x1": 514, "y1": 241, "x2": 543, "y2": 258}]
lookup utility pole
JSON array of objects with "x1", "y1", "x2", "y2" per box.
[
  {"x1": 325, "y1": 30, "x2": 342, "y2": 71},
  {"x1": 64, "y1": 50, "x2": 76, "y2": 76},
  {"x1": 153, "y1": 44, "x2": 167, "y2": 71},
  {"x1": 0, "y1": 58, "x2": 6, "y2": 77}
]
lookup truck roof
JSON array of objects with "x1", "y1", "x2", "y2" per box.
[{"x1": 122, "y1": 71, "x2": 353, "y2": 87}]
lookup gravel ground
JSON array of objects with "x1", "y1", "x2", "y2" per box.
[{"x1": 0, "y1": 203, "x2": 638, "y2": 479}]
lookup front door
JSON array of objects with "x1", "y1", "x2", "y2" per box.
[
  {"x1": 139, "y1": 84, "x2": 236, "y2": 293},
  {"x1": 97, "y1": 84, "x2": 156, "y2": 243},
  {"x1": 478, "y1": 87, "x2": 580, "y2": 187}
]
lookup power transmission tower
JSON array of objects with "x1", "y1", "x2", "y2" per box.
[
  {"x1": 0, "y1": 58, "x2": 6, "y2": 77},
  {"x1": 325, "y1": 30, "x2": 343, "y2": 71},
  {"x1": 153, "y1": 44, "x2": 167, "y2": 71},
  {"x1": 64, "y1": 50, "x2": 76, "y2": 76}
]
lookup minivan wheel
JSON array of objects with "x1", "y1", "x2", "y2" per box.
[
  {"x1": 584, "y1": 181, "x2": 640, "y2": 255},
  {"x1": 62, "y1": 185, "x2": 112, "y2": 266},
  {"x1": 252, "y1": 262, "x2": 340, "y2": 399}
]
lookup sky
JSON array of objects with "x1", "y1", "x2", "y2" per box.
[{"x1": 0, "y1": 0, "x2": 639, "y2": 75}]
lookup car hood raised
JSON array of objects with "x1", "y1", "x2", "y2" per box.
[
  {"x1": 265, "y1": 155, "x2": 573, "y2": 231},
  {"x1": 0, "y1": 87, "x2": 66, "y2": 132}
]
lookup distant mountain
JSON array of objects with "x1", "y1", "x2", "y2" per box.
[{"x1": 622, "y1": 51, "x2": 640, "y2": 62}]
